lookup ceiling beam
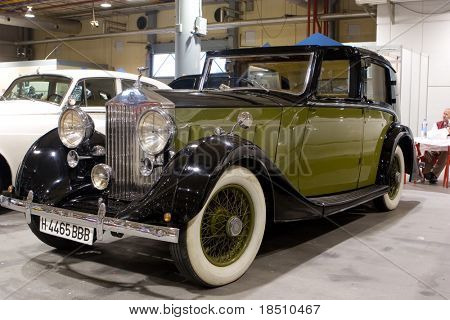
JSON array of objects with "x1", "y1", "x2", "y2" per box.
[
  {"x1": 15, "y1": 12, "x2": 375, "y2": 45},
  {"x1": 59, "y1": 0, "x2": 228, "y2": 19},
  {"x1": 0, "y1": 14, "x2": 82, "y2": 34}
]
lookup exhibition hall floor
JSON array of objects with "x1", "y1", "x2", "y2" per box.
[{"x1": 1, "y1": 183, "x2": 449, "y2": 300}]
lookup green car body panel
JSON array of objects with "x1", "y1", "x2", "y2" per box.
[
  {"x1": 174, "y1": 107, "x2": 283, "y2": 163},
  {"x1": 172, "y1": 104, "x2": 394, "y2": 198}
]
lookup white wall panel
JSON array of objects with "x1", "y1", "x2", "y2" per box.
[
  {"x1": 400, "y1": 48, "x2": 412, "y2": 128},
  {"x1": 422, "y1": 21, "x2": 450, "y2": 54},
  {"x1": 428, "y1": 54, "x2": 450, "y2": 87},
  {"x1": 427, "y1": 87, "x2": 450, "y2": 124},
  {"x1": 418, "y1": 53, "x2": 429, "y2": 134},
  {"x1": 390, "y1": 23, "x2": 423, "y2": 52},
  {"x1": 377, "y1": 1, "x2": 450, "y2": 134},
  {"x1": 409, "y1": 51, "x2": 421, "y2": 134}
]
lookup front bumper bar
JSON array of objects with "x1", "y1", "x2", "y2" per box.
[{"x1": 0, "y1": 192, "x2": 179, "y2": 244}]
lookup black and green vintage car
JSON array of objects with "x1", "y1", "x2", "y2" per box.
[{"x1": 0, "y1": 45, "x2": 417, "y2": 287}]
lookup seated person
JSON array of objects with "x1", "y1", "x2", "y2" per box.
[{"x1": 423, "y1": 108, "x2": 450, "y2": 184}]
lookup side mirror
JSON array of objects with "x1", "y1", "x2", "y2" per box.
[
  {"x1": 237, "y1": 111, "x2": 253, "y2": 129},
  {"x1": 230, "y1": 111, "x2": 253, "y2": 135},
  {"x1": 68, "y1": 96, "x2": 77, "y2": 106}
]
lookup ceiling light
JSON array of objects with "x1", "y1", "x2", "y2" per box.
[
  {"x1": 100, "y1": 1, "x2": 112, "y2": 8},
  {"x1": 24, "y1": 6, "x2": 35, "y2": 18},
  {"x1": 90, "y1": 2, "x2": 99, "y2": 28}
]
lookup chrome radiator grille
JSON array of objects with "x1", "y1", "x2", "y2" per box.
[{"x1": 106, "y1": 103, "x2": 161, "y2": 201}]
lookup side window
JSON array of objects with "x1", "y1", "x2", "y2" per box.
[
  {"x1": 55, "y1": 82, "x2": 69, "y2": 97},
  {"x1": 317, "y1": 59, "x2": 350, "y2": 98},
  {"x1": 364, "y1": 62, "x2": 388, "y2": 104},
  {"x1": 85, "y1": 78, "x2": 116, "y2": 106},
  {"x1": 245, "y1": 58, "x2": 312, "y2": 93},
  {"x1": 70, "y1": 78, "x2": 116, "y2": 107},
  {"x1": 121, "y1": 79, "x2": 157, "y2": 91}
]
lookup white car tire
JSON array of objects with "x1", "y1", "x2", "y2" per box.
[
  {"x1": 171, "y1": 166, "x2": 266, "y2": 287},
  {"x1": 375, "y1": 146, "x2": 405, "y2": 211}
]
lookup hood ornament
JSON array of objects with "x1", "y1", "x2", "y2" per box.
[{"x1": 134, "y1": 66, "x2": 149, "y2": 89}]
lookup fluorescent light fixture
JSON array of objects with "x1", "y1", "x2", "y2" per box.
[
  {"x1": 100, "y1": 1, "x2": 112, "y2": 8},
  {"x1": 24, "y1": 6, "x2": 35, "y2": 18}
]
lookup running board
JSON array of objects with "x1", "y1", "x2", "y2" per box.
[{"x1": 308, "y1": 185, "x2": 389, "y2": 216}]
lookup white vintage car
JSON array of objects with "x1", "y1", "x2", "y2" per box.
[{"x1": 0, "y1": 69, "x2": 170, "y2": 192}]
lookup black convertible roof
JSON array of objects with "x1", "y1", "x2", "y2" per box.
[{"x1": 206, "y1": 45, "x2": 394, "y2": 71}]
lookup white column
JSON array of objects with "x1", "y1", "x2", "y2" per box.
[{"x1": 175, "y1": 0, "x2": 202, "y2": 78}]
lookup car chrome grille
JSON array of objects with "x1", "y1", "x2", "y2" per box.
[{"x1": 106, "y1": 103, "x2": 161, "y2": 201}]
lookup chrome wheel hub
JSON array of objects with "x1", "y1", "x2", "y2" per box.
[{"x1": 226, "y1": 216, "x2": 243, "y2": 237}]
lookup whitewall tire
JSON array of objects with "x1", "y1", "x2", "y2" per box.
[
  {"x1": 375, "y1": 146, "x2": 405, "y2": 211},
  {"x1": 170, "y1": 166, "x2": 266, "y2": 287}
]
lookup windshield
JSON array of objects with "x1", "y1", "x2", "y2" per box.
[
  {"x1": 201, "y1": 53, "x2": 313, "y2": 94},
  {"x1": 2, "y1": 75, "x2": 71, "y2": 105}
]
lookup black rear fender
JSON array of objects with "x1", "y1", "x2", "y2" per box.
[{"x1": 377, "y1": 122, "x2": 418, "y2": 185}]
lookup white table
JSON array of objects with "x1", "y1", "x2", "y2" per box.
[{"x1": 414, "y1": 137, "x2": 450, "y2": 188}]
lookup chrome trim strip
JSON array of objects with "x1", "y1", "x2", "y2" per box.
[
  {"x1": 306, "y1": 101, "x2": 398, "y2": 120},
  {"x1": 0, "y1": 194, "x2": 179, "y2": 244}
]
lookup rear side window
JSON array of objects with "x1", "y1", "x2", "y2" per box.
[
  {"x1": 364, "y1": 62, "x2": 388, "y2": 104},
  {"x1": 317, "y1": 60, "x2": 350, "y2": 98}
]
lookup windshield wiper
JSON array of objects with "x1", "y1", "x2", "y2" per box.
[{"x1": 246, "y1": 79, "x2": 269, "y2": 93}]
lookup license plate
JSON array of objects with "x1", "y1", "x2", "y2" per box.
[{"x1": 39, "y1": 217, "x2": 94, "y2": 245}]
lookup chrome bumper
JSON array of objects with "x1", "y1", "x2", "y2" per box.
[{"x1": 0, "y1": 192, "x2": 179, "y2": 244}]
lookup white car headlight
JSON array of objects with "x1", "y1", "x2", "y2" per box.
[
  {"x1": 58, "y1": 107, "x2": 94, "y2": 148},
  {"x1": 137, "y1": 109, "x2": 175, "y2": 155}
]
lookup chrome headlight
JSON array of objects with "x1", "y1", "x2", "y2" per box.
[
  {"x1": 91, "y1": 164, "x2": 112, "y2": 190},
  {"x1": 137, "y1": 109, "x2": 175, "y2": 155},
  {"x1": 58, "y1": 107, "x2": 94, "y2": 148}
]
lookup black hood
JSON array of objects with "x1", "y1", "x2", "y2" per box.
[{"x1": 155, "y1": 89, "x2": 301, "y2": 108}]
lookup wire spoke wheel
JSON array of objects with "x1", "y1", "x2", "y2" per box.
[
  {"x1": 374, "y1": 146, "x2": 405, "y2": 212},
  {"x1": 388, "y1": 153, "x2": 402, "y2": 200},
  {"x1": 200, "y1": 185, "x2": 255, "y2": 267},
  {"x1": 170, "y1": 166, "x2": 266, "y2": 287}
]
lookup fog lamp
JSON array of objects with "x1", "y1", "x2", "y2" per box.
[
  {"x1": 91, "y1": 164, "x2": 112, "y2": 190},
  {"x1": 67, "y1": 150, "x2": 79, "y2": 168},
  {"x1": 139, "y1": 158, "x2": 154, "y2": 177}
]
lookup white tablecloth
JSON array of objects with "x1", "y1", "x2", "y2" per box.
[{"x1": 414, "y1": 137, "x2": 450, "y2": 152}]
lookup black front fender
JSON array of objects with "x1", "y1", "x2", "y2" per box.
[
  {"x1": 15, "y1": 128, "x2": 106, "y2": 205},
  {"x1": 116, "y1": 135, "x2": 275, "y2": 225}
]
